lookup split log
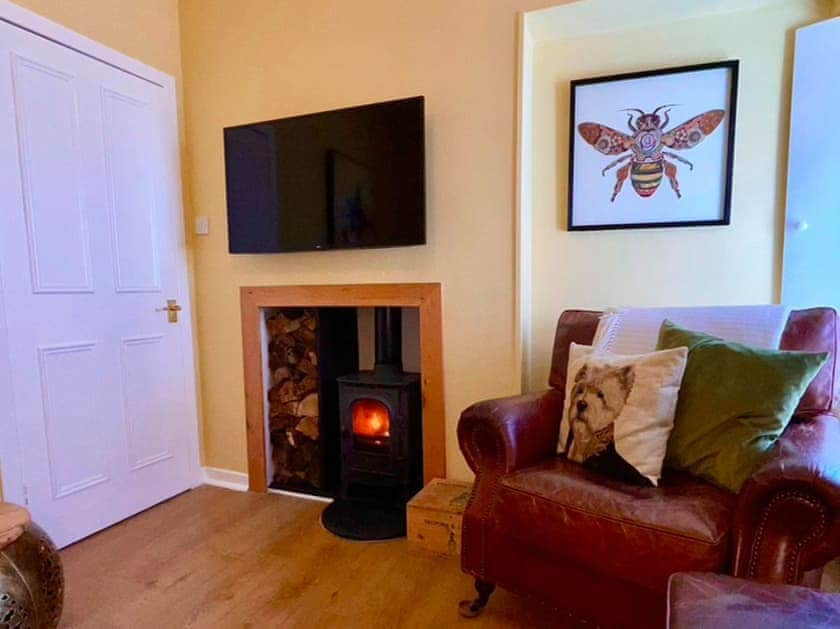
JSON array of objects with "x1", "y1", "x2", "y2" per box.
[{"x1": 297, "y1": 393, "x2": 319, "y2": 417}]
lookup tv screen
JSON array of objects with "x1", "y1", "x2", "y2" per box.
[{"x1": 224, "y1": 96, "x2": 426, "y2": 253}]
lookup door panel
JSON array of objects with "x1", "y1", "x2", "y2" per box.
[
  {"x1": 101, "y1": 88, "x2": 161, "y2": 293},
  {"x1": 120, "y1": 335, "x2": 174, "y2": 470},
  {"x1": 10, "y1": 54, "x2": 93, "y2": 294},
  {"x1": 37, "y1": 341, "x2": 110, "y2": 499},
  {"x1": 782, "y1": 18, "x2": 840, "y2": 308},
  {"x1": 0, "y1": 20, "x2": 197, "y2": 547}
]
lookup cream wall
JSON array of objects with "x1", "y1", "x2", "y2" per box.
[
  {"x1": 179, "y1": 0, "x2": 562, "y2": 481},
  {"x1": 12, "y1": 0, "x2": 182, "y2": 77},
  {"x1": 525, "y1": 0, "x2": 827, "y2": 390}
]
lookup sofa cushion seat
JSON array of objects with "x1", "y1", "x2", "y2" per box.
[{"x1": 495, "y1": 458, "x2": 736, "y2": 593}]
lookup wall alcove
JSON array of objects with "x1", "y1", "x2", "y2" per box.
[{"x1": 516, "y1": 0, "x2": 828, "y2": 391}]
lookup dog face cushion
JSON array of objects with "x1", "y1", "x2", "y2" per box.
[
  {"x1": 558, "y1": 343, "x2": 688, "y2": 486},
  {"x1": 565, "y1": 362, "x2": 635, "y2": 461}
]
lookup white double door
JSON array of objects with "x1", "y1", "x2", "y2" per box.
[{"x1": 0, "y1": 19, "x2": 198, "y2": 547}]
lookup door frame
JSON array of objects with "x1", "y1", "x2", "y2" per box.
[{"x1": 0, "y1": 0, "x2": 202, "y2": 503}]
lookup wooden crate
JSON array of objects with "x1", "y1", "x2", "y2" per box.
[{"x1": 407, "y1": 478, "x2": 472, "y2": 556}]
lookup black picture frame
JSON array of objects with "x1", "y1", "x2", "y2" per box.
[{"x1": 567, "y1": 60, "x2": 739, "y2": 231}]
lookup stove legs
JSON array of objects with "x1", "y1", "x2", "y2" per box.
[{"x1": 458, "y1": 579, "x2": 495, "y2": 618}]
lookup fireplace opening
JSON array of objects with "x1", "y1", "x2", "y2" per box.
[{"x1": 263, "y1": 304, "x2": 423, "y2": 529}]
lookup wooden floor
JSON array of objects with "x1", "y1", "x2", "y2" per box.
[{"x1": 60, "y1": 486, "x2": 562, "y2": 628}]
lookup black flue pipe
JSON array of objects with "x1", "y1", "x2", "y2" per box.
[{"x1": 374, "y1": 307, "x2": 403, "y2": 375}]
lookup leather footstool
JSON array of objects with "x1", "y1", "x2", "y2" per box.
[{"x1": 667, "y1": 572, "x2": 840, "y2": 628}]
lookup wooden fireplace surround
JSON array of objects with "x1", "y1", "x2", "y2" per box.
[{"x1": 241, "y1": 283, "x2": 445, "y2": 492}]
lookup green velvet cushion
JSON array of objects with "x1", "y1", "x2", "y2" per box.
[{"x1": 657, "y1": 320, "x2": 827, "y2": 493}]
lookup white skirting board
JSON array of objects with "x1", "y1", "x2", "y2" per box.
[
  {"x1": 201, "y1": 467, "x2": 248, "y2": 492},
  {"x1": 201, "y1": 467, "x2": 333, "y2": 503}
]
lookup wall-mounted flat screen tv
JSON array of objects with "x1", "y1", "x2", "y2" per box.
[{"x1": 224, "y1": 96, "x2": 426, "y2": 253}]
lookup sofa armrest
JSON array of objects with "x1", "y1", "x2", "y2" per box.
[
  {"x1": 458, "y1": 390, "x2": 564, "y2": 579},
  {"x1": 457, "y1": 389, "x2": 565, "y2": 476},
  {"x1": 732, "y1": 414, "x2": 840, "y2": 584}
]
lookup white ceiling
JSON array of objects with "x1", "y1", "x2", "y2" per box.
[{"x1": 525, "y1": 0, "x2": 812, "y2": 41}]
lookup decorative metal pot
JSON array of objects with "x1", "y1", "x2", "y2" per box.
[{"x1": 0, "y1": 523, "x2": 64, "y2": 628}]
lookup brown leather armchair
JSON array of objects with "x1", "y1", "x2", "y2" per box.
[{"x1": 458, "y1": 308, "x2": 840, "y2": 627}]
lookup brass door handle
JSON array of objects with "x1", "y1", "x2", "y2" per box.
[{"x1": 156, "y1": 299, "x2": 182, "y2": 323}]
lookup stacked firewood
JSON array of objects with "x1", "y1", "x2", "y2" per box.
[{"x1": 266, "y1": 309, "x2": 322, "y2": 488}]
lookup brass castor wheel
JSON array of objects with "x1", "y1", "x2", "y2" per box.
[{"x1": 458, "y1": 579, "x2": 495, "y2": 618}]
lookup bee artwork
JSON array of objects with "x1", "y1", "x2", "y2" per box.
[
  {"x1": 577, "y1": 106, "x2": 725, "y2": 202},
  {"x1": 568, "y1": 60, "x2": 738, "y2": 230}
]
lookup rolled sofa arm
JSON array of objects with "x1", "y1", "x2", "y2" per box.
[
  {"x1": 458, "y1": 389, "x2": 565, "y2": 578},
  {"x1": 458, "y1": 389, "x2": 565, "y2": 476},
  {"x1": 732, "y1": 414, "x2": 840, "y2": 584}
]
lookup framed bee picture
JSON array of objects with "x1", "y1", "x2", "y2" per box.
[{"x1": 568, "y1": 60, "x2": 738, "y2": 231}]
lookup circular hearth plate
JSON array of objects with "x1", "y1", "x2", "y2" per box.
[{"x1": 321, "y1": 499, "x2": 406, "y2": 541}]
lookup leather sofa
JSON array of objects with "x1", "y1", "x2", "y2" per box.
[{"x1": 457, "y1": 308, "x2": 840, "y2": 627}]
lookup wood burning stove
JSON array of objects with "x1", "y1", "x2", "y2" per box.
[
  {"x1": 322, "y1": 307, "x2": 423, "y2": 540},
  {"x1": 336, "y1": 370, "x2": 422, "y2": 502}
]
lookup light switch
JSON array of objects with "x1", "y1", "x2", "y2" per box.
[{"x1": 195, "y1": 215, "x2": 210, "y2": 235}]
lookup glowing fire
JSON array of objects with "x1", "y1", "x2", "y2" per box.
[{"x1": 352, "y1": 399, "x2": 391, "y2": 443}]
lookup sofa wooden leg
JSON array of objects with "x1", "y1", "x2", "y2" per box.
[{"x1": 458, "y1": 579, "x2": 495, "y2": 618}]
